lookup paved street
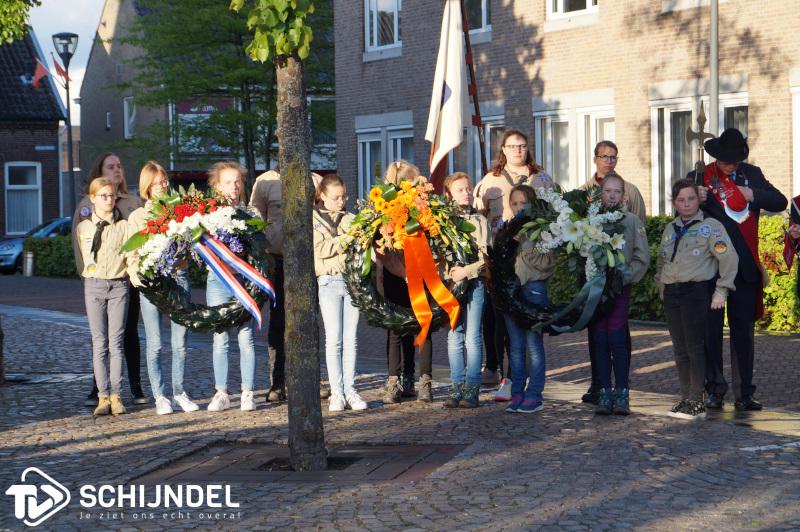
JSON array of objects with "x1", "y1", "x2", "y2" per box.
[{"x1": 1, "y1": 275, "x2": 799, "y2": 531}]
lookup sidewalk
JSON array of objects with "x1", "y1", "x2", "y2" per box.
[{"x1": 1, "y1": 275, "x2": 799, "y2": 530}]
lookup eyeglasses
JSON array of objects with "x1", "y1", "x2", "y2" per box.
[
  {"x1": 596, "y1": 155, "x2": 619, "y2": 162},
  {"x1": 94, "y1": 194, "x2": 116, "y2": 201},
  {"x1": 504, "y1": 144, "x2": 528, "y2": 151}
]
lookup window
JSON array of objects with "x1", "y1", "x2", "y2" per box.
[
  {"x1": 534, "y1": 114, "x2": 571, "y2": 189},
  {"x1": 793, "y1": 85, "x2": 800, "y2": 195},
  {"x1": 357, "y1": 133, "x2": 384, "y2": 199},
  {"x1": 448, "y1": 118, "x2": 504, "y2": 181},
  {"x1": 365, "y1": 0, "x2": 401, "y2": 51},
  {"x1": 548, "y1": 0, "x2": 598, "y2": 18},
  {"x1": 724, "y1": 105, "x2": 748, "y2": 136},
  {"x1": 123, "y1": 96, "x2": 136, "y2": 140},
  {"x1": 465, "y1": 0, "x2": 491, "y2": 32},
  {"x1": 4, "y1": 162, "x2": 42, "y2": 235},
  {"x1": 651, "y1": 104, "x2": 693, "y2": 216},
  {"x1": 577, "y1": 108, "x2": 615, "y2": 183},
  {"x1": 389, "y1": 130, "x2": 415, "y2": 164}
]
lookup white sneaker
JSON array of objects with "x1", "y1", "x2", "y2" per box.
[
  {"x1": 240, "y1": 390, "x2": 256, "y2": 411},
  {"x1": 155, "y1": 396, "x2": 173, "y2": 415},
  {"x1": 172, "y1": 392, "x2": 199, "y2": 412},
  {"x1": 207, "y1": 391, "x2": 230, "y2": 412},
  {"x1": 494, "y1": 378, "x2": 513, "y2": 402},
  {"x1": 329, "y1": 394, "x2": 346, "y2": 412},
  {"x1": 346, "y1": 391, "x2": 368, "y2": 411}
]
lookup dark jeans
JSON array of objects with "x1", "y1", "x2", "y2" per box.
[
  {"x1": 665, "y1": 281, "x2": 713, "y2": 401},
  {"x1": 269, "y1": 254, "x2": 286, "y2": 389},
  {"x1": 484, "y1": 298, "x2": 509, "y2": 375},
  {"x1": 383, "y1": 269, "x2": 430, "y2": 377},
  {"x1": 586, "y1": 324, "x2": 631, "y2": 391},
  {"x1": 705, "y1": 279, "x2": 759, "y2": 399},
  {"x1": 589, "y1": 285, "x2": 632, "y2": 389},
  {"x1": 89, "y1": 284, "x2": 141, "y2": 396}
]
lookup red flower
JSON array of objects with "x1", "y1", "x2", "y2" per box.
[
  {"x1": 140, "y1": 229, "x2": 148, "y2": 235},
  {"x1": 159, "y1": 226, "x2": 169, "y2": 233}
]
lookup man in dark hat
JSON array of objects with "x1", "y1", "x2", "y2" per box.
[{"x1": 688, "y1": 128, "x2": 787, "y2": 411}]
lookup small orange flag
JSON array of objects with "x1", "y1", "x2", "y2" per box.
[
  {"x1": 50, "y1": 52, "x2": 71, "y2": 82},
  {"x1": 32, "y1": 58, "x2": 48, "y2": 89}
]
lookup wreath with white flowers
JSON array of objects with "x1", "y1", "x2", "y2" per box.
[{"x1": 490, "y1": 186, "x2": 626, "y2": 334}]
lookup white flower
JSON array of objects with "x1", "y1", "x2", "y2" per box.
[
  {"x1": 562, "y1": 220, "x2": 582, "y2": 242},
  {"x1": 610, "y1": 233, "x2": 626, "y2": 250}
]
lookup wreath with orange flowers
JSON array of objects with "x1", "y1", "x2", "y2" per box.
[{"x1": 343, "y1": 179, "x2": 477, "y2": 336}]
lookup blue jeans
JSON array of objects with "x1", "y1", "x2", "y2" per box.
[
  {"x1": 206, "y1": 272, "x2": 256, "y2": 392},
  {"x1": 140, "y1": 271, "x2": 190, "y2": 398},
  {"x1": 504, "y1": 280, "x2": 548, "y2": 401},
  {"x1": 318, "y1": 274, "x2": 360, "y2": 396},
  {"x1": 447, "y1": 278, "x2": 486, "y2": 385}
]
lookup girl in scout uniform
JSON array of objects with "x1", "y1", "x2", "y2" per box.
[
  {"x1": 656, "y1": 178, "x2": 738, "y2": 420},
  {"x1": 206, "y1": 162, "x2": 259, "y2": 413},
  {"x1": 503, "y1": 184, "x2": 557, "y2": 414},
  {"x1": 442, "y1": 172, "x2": 490, "y2": 408},
  {"x1": 473, "y1": 129, "x2": 552, "y2": 397},
  {"x1": 128, "y1": 162, "x2": 199, "y2": 416},
  {"x1": 313, "y1": 175, "x2": 367, "y2": 412},
  {"x1": 590, "y1": 174, "x2": 650, "y2": 416},
  {"x1": 77, "y1": 177, "x2": 133, "y2": 416}
]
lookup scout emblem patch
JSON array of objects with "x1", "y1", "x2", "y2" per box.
[
  {"x1": 714, "y1": 241, "x2": 728, "y2": 253},
  {"x1": 699, "y1": 225, "x2": 711, "y2": 237},
  {"x1": 692, "y1": 248, "x2": 701, "y2": 256},
  {"x1": 80, "y1": 206, "x2": 91, "y2": 217}
]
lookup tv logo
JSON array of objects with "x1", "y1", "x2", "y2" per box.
[{"x1": 5, "y1": 468, "x2": 71, "y2": 527}]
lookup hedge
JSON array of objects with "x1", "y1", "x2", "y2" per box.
[
  {"x1": 548, "y1": 213, "x2": 799, "y2": 331},
  {"x1": 23, "y1": 236, "x2": 78, "y2": 277}
]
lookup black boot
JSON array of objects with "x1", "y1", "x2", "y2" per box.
[
  {"x1": 459, "y1": 383, "x2": 480, "y2": 408},
  {"x1": 443, "y1": 383, "x2": 463, "y2": 408},
  {"x1": 417, "y1": 374, "x2": 433, "y2": 402},
  {"x1": 131, "y1": 382, "x2": 149, "y2": 405},
  {"x1": 401, "y1": 374, "x2": 416, "y2": 397},
  {"x1": 582, "y1": 385, "x2": 599, "y2": 404},
  {"x1": 595, "y1": 388, "x2": 613, "y2": 415},
  {"x1": 612, "y1": 388, "x2": 630, "y2": 416}
]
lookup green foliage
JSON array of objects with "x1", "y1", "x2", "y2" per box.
[
  {"x1": 23, "y1": 236, "x2": 77, "y2": 278},
  {"x1": 231, "y1": 0, "x2": 315, "y2": 61},
  {"x1": 0, "y1": 0, "x2": 40, "y2": 44}
]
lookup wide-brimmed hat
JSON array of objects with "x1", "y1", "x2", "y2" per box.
[{"x1": 704, "y1": 128, "x2": 749, "y2": 163}]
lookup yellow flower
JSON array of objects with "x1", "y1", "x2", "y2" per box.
[
  {"x1": 400, "y1": 181, "x2": 413, "y2": 191},
  {"x1": 374, "y1": 198, "x2": 387, "y2": 212},
  {"x1": 369, "y1": 187, "x2": 382, "y2": 202}
]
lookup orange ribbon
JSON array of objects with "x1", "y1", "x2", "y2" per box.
[{"x1": 403, "y1": 230, "x2": 460, "y2": 348}]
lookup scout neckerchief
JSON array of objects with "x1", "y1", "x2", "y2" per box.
[
  {"x1": 315, "y1": 208, "x2": 344, "y2": 235},
  {"x1": 501, "y1": 169, "x2": 528, "y2": 187},
  {"x1": 90, "y1": 209, "x2": 121, "y2": 262},
  {"x1": 670, "y1": 218, "x2": 702, "y2": 262},
  {"x1": 783, "y1": 195, "x2": 800, "y2": 270}
]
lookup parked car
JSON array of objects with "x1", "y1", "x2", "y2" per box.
[{"x1": 0, "y1": 217, "x2": 72, "y2": 274}]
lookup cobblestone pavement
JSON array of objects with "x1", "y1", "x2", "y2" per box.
[{"x1": 1, "y1": 276, "x2": 800, "y2": 531}]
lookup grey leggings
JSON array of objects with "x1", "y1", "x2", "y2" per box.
[{"x1": 84, "y1": 278, "x2": 129, "y2": 396}]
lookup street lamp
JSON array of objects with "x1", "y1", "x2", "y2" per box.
[{"x1": 52, "y1": 32, "x2": 79, "y2": 212}]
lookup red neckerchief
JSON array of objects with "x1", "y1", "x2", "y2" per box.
[
  {"x1": 784, "y1": 195, "x2": 800, "y2": 270},
  {"x1": 704, "y1": 163, "x2": 764, "y2": 317}
]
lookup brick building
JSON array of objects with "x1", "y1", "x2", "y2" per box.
[
  {"x1": 335, "y1": 0, "x2": 800, "y2": 213},
  {"x1": 0, "y1": 32, "x2": 66, "y2": 236}
]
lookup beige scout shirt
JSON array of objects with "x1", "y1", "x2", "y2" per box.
[
  {"x1": 72, "y1": 192, "x2": 143, "y2": 273},
  {"x1": 76, "y1": 213, "x2": 130, "y2": 279},
  {"x1": 313, "y1": 208, "x2": 354, "y2": 277},
  {"x1": 515, "y1": 239, "x2": 558, "y2": 284},
  {"x1": 445, "y1": 210, "x2": 489, "y2": 280},
  {"x1": 655, "y1": 210, "x2": 738, "y2": 297},
  {"x1": 583, "y1": 173, "x2": 647, "y2": 223},
  {"x1": 618, "y1": 211, "x2": 651, "y2": 285},
  {"x1": 249, "y1": 170, "x2": 322, "y2": 256},
  {"x1": 473, "y1": 168, "x2": 554, "y2": 239}
]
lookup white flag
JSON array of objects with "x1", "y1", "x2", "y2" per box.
[{"x1": 425, "y1": 0, "x2": 470, "y2": 174}]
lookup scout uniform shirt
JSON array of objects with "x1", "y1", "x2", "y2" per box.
[
  {"x1": 617, "y1": 211, "x2": 651, "y2": 285},
  {"x1": 313, "y1": 208, "x2": 354, "y2": 277},
  {"x1": 582, "y1": 173, "x2": 647, "y2": 223},
  {"x1": 473, "y1": 168, "x2": 553, "y2": 240},
  {"x1": 76, "y1": 212, "x2": 130, "y2": 279},
  {"x1": 250, "y1": 170, "x2": 323, "y2": 256},
  {"x1": 72, "y1": 191, "x2": 143, "y2": 274},
  {"x1": 515, "y1": 239, "x2": 558, "y2": 284},
  {"x1": 655, "y1": 210, "x2": 739, "y2": 297}
]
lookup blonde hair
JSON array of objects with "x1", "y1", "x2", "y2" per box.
[
  {"x1": 442, "y1": 172, "x2": 471, "y2": 200},
  {"x1": 88, "y1": 177, "x2": 116, "y2": 196},
  {"x1": 208, "y1": 161, "x2": 246, "y2": 202},
  {"x1": 138, "y1": 161, "x2": 169, "y2": 201},
  {"x1": 384, "y1": 160, "x2": 420, "y2": 185}
]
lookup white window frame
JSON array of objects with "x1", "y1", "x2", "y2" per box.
[
  {"x1": 4, "y1": 162, "x2": 42, "y2": 235},
  {"x1": 447, "y1": 116, "x2": 504, "y2": 182},
  {"x1": 793, "y1": 85, "x2": 800, "y2": 196},
  {"x1": 576, "y1": 105, "x2": 615, "y2": 185},
  {"x1": 466, "y1": 0, "x2": 491, "y2": 33},
  {"x1": 388, "y1": 128, "x2": 414, "y2": 163},
  {"x1": 534, "y1": 111, "x2": 572, "y2": 189},
  {"x1": 547, "y1": 0, "x2": 598, "y2": 20},
  {"x1": 123, "y1": 96, "x2": 136, "y2": 140},
  {"x1": 364, "y1": 0, "x2": 401, "y2": 52},
  {"x1": 357, "y1": 131, "x2": 383, "y2": 199},
  {"x1": 649, "y1": 98, "x2": 693, "y2": 216}
]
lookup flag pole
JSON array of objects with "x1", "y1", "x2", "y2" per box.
[{"x1": 459, "y1": 0, "x2": 488, "y2": 177}]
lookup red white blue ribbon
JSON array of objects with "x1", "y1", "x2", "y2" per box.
[{"x1": 193, "y1": 232, "x2": 276, "y2": 328}]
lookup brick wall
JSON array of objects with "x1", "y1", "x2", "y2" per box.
[
  {"x1": 0, "y1": 122, "x2": 61, "y2": 236},
  {"x1": 335, "y1": 0, "x2": 800, "y2": 208}
]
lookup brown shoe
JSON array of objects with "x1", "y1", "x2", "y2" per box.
[
  {"x1": 382, "y1": 376, "x2": 402, "y2": 404},
  {"x1": 417, "y1": 374, "x2": 433, "y2": 403},
  {"x1": 110, "y1": 394, "x2": 127, "y2": 416},
  {"x1": 93, "y1": 395, "x2": 111, "y2": 416}
]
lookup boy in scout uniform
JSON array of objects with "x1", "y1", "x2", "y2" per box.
[{"x1": 656, "y1": 179, "x2": 738, "y2": 420}]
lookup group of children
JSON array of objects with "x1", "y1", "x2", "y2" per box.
[{"x1": 79, "y1": 130, "x2": 739, "y2": 421}]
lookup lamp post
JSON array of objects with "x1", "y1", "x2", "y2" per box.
[{"x1": 52, "y1": 32, "x2": 79, "y2": 212}]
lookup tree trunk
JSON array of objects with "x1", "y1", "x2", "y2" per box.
[
  {"x1": 275, "y1": 53, "x2": 326, "y2": 471},
  {"x1": 241, "y1": 81, "x2": 257, "y2": 196}
]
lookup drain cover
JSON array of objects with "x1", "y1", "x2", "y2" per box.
[{"x1": 134, "y1": 443, "x2": 466, "y2": 484}]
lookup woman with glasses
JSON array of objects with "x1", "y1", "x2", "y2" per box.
[
  {"x1": 127, "y1": 162, "x2": 199, "y2": 415},
  {"x1": 72, "y1": 153, "x2": 147, "y2": 408},
  {"x1": 473, "y1": 129, "x2": 552, "y2": 399}
]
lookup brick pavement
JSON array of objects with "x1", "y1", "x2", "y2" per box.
[{"x1": 1, "y1": 275, "x2": 800, "y2": 530}]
